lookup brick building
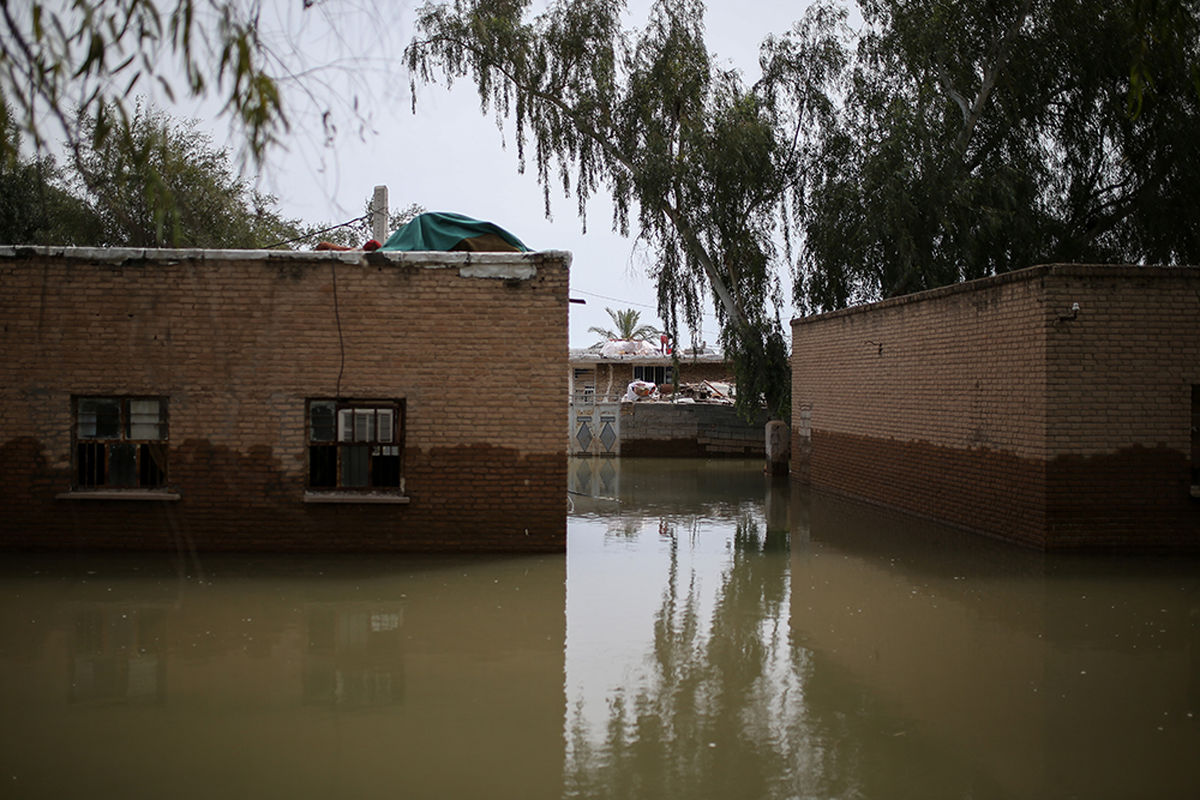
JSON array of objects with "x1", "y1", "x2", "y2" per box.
[
  {"x1": 791, "y1": 264, "x2": 1200, "y2": 550},
  {"x1": 568, "y1": 343, "x2": 731, "y2": 403},
  {"x1": 566, "y1": 344, "x2": 765, "y2": 457},
  {"x1": 0, "y1": 246, "x2": 570, "y2": 552}
]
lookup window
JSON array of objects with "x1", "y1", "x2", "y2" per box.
[
  {"x1": 307, "y1": 399, "x2": 404, "y2": 491},
  {"x1": 73, "y1": 396, "x2": 168, "y2": 489},
  {"x1": 573, "y1": 367, "x2": 596, "y2": 403},
  {"x1": 633, "y1": 365, "x2": 673, "y2": 386}
]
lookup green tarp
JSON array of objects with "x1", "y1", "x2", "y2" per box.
[{"x1": 379, "y1": 211, "x2": 530, "y2": 252}]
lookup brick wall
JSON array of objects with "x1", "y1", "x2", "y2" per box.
[
  {"x1": 791, "y1": 264, "x2": 1200, "y2": 550},
  {"x1": 1041, "y1": 267, "x2": 1200, "y2": 546},
  {"x1": 0, "y1": 247, "x2": 570, "y2": 552}
]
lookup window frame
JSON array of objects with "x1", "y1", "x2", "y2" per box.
[
  {"x1": 633, "y1": 365, "x2": 673, "y2": 386},
  {"x1": 70, "y1": 395, "x2": 170, "y2": 492},
  {"x1": 305, "y1": 398, "x2": 406, "y2": 497}
]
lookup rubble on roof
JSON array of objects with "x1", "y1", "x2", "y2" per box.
[
  {"x1": 620, "y1": 380, "x2": 736, "y2": 405},
  {"x1": 599, "y1": 339, "x2": 662, "y2": 358}
]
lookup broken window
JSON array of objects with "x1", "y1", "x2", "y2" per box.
[
  {"x1": 307, "y1": 399, "x2": 404, "y2": 490},
  {"x1": 633, "y1": 365, "x2": 673, "y2": 386},
  {"x1": 73, "y1": 397, "x2": 168, "y2": 489}
]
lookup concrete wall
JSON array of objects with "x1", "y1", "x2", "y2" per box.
[
  {"x1": 0, "y1": 246, "x2": 570, "y2": 552},
  {"x1": 791, "y1": 264, "x2": 1200, "y2": 550},
  {"x1": 619, "y1": 403, "x2": 767, "y2": 458}
]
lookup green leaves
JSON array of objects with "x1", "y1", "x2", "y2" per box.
[
  {"x1": 407, "y1": 0, "x2": 848, "y2": 416},
  {"x1": 588, "y1": 307, "x2": 662, "y2": 343},
  {"x1": 64, "y1": 101, "x2": 302, "y2": 248},
  {"x1": 1, "y1": 0, "x2": 286, "y2": 165},
  {"x1": 799, "y1": 0, "x2": 1200, "y2": 314}
]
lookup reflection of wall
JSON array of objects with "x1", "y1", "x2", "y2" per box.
[
  {"x1": 568, "y1": 456, "x2": 771, "y2": 519},
  {"x1": 0, "y1": 554, "x2": 566, "y2": 800},
  {"x1": 793, "y1": 490, "x2": 1200, "y2": 798},
  {"x1": 304, "y1": 604, "x2": 404, "y2": 708},
  {"x1": 69, "y1": 606, "x2": 167, "y2": 705}
]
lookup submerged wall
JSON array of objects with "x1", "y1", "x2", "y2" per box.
[
  {"x1": 0, "y1": 246, "x2": 570, "y2": 552},
  {"x1": 790, "y1": 264, "x2": 1200, "y2": 550},
  {"x1": 569, "y1": 400, "x2": 766, "y2": 457}
]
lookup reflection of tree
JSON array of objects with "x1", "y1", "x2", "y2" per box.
[{"x1": 567, "y1": 515, "x2": 809, "y2": 799}]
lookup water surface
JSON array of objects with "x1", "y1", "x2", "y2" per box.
[{"x1": 1, "y1": 458, "x2": 1197, "y2": 798}]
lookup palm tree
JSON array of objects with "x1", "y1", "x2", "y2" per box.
[{"x1": 588, "y1": 307, "x2": 661, "y2": 343}]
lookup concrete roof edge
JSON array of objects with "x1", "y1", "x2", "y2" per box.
[
  {"x1": 0, "y1": 245, "x2": 572, "y2": 268},
  {"x1": 790, "y1": 263, "x2": 1200, "y2": 326},
  {"x1": 569, "y1": 352, "x2": 728, "y2": 364}
]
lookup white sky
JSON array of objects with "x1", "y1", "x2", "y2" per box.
[{"x1": 202, "y1": 0, "x2": 848, "y2": 348}]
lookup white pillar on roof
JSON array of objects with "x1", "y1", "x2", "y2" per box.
[{"x1": 371, "y1": 185, "x2": 389, "y2": 243}]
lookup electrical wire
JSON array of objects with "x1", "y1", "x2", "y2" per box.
[{"x1": 265, "y1": 213, "x2": 371, "y2": 250}]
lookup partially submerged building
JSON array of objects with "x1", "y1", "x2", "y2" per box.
[
  {"x1": 0, "y1": 245, "x2": 570, "y2": 552},
  {"x1": 791, "y1": 264, "x2": 1200, "y2": 550},
  {"x1": 568, "y1": 342, "x2": 766, "y2": 457}
]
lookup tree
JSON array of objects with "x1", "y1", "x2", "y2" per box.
[
  {"x1": 406, "y1": 0, "x2": 844, "y2": 418},
  {"x1": 70, "y1": 102, "x2": 302, "y2": 248},
  {"x1": 0, "y1": 0, "x2": 289, "y2": 166},
  {"x1": 798, "y1": 0, "x2": 1200, "y2": 312},
  {"x1": 588, "y1": 307, "x2": 661, "y2": 342},
  {"x1": 0, "y1": 109, "x2": 102, "y2": 245}
]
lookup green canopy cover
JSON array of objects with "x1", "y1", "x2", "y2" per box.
[{"x1": 379, "y1": 212, "x2": 530, "y2": 252}]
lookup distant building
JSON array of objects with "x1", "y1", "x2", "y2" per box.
[
  {"x1": 568, "y1": 342, "x2": 766, "y2": 457},
  {"x1": 791, "y1": 263, "x2": 1200, "y2": 550},
  {"x1": 0, "y1": 246, "x2": 570, "y2": 552},
  {"x1": 568, "y1": 340, "x2": 731, "y2": 404}
]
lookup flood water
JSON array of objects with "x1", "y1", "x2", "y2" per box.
[{"x1": 2, "y1": 458, "x2": 1198, "y2": 799}]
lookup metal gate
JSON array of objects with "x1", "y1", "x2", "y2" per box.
[{"x1": 570, "y1": 401, "x2": 620, "y2": 455}]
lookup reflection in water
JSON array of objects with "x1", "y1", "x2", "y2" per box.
[
  {"x1": 565, "y1": 458, "x2": 1200, "y2": 800},
  {"x1": 568, "y1": 459, "x2": 797, "y2": 799},
  {"x1": 70, "y1": 606, "x2": 166, "y2": 705},
  {"x1": 0, "y1": 458, "x2": 1198, "y2": 798},
  {"x1": 0, "y1": 555, "x2": 565, "y2": 800},
  {"x1": 304, "y1": 604, "x2": 404, "y2": 708}
]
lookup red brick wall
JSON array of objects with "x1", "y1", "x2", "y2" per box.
[
  {"x1": 791, "y1": 264, "x2": 1200, "y2": 550},
  {"x1": 0, "y1": 248, "x2": 569, "y2": 552}
]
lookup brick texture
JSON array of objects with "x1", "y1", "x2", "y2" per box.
[
  {"x1": 791, "y1": 264, "x2": 1200, "y2": 550},
  {"x1": 0, "y1": 248, "x2": 570, "y2": 552}
]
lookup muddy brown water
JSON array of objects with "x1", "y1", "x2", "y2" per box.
[{"x1": 1, "y1": 458, "x2": 1197, "y2": 799}]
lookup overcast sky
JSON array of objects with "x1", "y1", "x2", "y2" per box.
[{"x1": 214, "y1": 0, "x2": 848, "y2": 348}]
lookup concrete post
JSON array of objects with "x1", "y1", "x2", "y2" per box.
[
  {"x1": 765, "y1": 419, "x2": 790, "y2": 475},
  {"x1": 371, "y1": 185, "x2": 389, "y2": 243}
]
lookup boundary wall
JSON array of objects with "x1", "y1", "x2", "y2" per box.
[{"x1": 791, "y1": 264, "x2": 1200, "y2": 550}]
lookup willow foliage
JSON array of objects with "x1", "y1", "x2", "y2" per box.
[
  {"x1": 0, "y1": 0, "x2": 289, "y2": 166},
  {"x1": 407, "y1": 0, "x2": 845, "y2": 418}
]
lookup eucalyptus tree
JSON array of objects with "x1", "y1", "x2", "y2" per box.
[
  {"x1": 406, "y1": 0, "x2": 844, "y2": 417},
  {"x1": 798, "y1": 0, "x2": 1200, "y2": 312}
]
